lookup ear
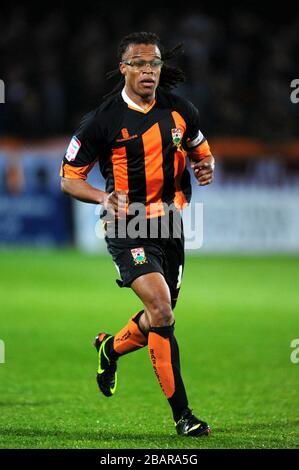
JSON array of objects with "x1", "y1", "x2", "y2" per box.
[{"x1": 119, "y1": 62, "x2": 126, "y2": 76}]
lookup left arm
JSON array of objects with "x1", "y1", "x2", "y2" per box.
[
  {"x1": 190, "y1": 154, "x2": 215, "y2": 186},
  {"x1": 178, "y1": 97, "x2": 215, "y2": 186},
  {"x1": 187, "y1": 138, "x2": 215, "y2": 186}
]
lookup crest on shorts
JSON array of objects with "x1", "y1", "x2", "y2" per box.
[
  {"x1": 171, "y1": 128, "x2": 183, "y2": 149},
  {"x1": 131, "y1": 247, "x2": 147, "y2": 265}
]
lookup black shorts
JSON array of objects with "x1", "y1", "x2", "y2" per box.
[{"x1": 104, "y1": 213, "x2": 185, "y2": 307}]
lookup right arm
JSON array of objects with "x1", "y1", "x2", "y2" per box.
[
  {"x1": 60, "y1": 111, "x2": 127, "y2": 217},
  {"x1": 60, "y1": 176, "x2": 127, "y2": 217},
  {"x1": 60, "y1": 177, "x2": 107, "y2": 205}
]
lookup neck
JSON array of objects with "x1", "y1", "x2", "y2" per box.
[{"x1": 124, "y1": 85, "x2": 155, "y2": 110}]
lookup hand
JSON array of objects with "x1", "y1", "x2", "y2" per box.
[
  {"x1": 191, "y1": 155, "x2": 215, "y2": 186},
  {"x1": 103, "y1": 190, "x2": 127, "y2": 218}
]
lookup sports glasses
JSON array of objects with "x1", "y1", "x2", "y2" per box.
[{"x1": 122, "y1": 59, "x2": 163, "y2": 70}]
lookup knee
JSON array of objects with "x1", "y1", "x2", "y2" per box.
[{"x1": 147, "y1": 298, "x2": 174, "y2": 327}]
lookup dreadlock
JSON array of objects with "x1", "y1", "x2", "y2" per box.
[{"x1": 103, "y1": 32, "x2": 185, "y2": 100}]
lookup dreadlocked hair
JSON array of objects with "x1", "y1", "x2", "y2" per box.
[{"x1": 103, "y1": 32, "x2": 185, "y2": 100}]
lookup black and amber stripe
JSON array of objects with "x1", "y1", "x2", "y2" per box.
[
  {"x1": 109, "y1": 111, "x2": 191, "y2": 216},
  {"x1": 60, "y1": 161, "x2": 97, "y2": 179},
  {"x1": 61, "y1": 105, "x2": 211, "y2": 217},
  {"x1": 148, "y1": 324, "x2": 189, "y2": 420}
]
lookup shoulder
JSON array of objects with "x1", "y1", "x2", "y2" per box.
[
  {"x1": 157, "y1": 89, "x2": 199, "y2": 122},
  {"x1": 96, "y1": 93, "x2": 124, "y2": 114},
  {"x1": 77, "y1": 93, "x2": 124, "y2": 138},
  {"x1": 92, "y1": 93, "x2": 124, "y2": 123},
  {"x1": 171, "y1": 93, "x2": 199, "y2": 121}
]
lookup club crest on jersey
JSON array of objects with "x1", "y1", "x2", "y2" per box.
[
  {"x1": 171, "y1": 128, "x2": 183, "y2": 149},
  {"x1": 131, "y1": 247, "x2": 147, "y2": 265},
  {"x1": 65, "y1": 136, "x2": 81, "y2": 162}
]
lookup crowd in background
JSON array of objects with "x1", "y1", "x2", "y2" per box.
[{"x1": 0, "y1": 4, "x2": 298, "y2": 140}]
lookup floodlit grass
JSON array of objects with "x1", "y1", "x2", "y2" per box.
[{"x1": 0, "y1": 250, "x2": 298, "y2": 449}]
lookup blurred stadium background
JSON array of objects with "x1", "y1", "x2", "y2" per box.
[
  {"x1": 0, "y1": 2, "x2": 299, "y2": 251},
  {"x1": 0, "y1": 2, "x2": 298, "y2": 449}
]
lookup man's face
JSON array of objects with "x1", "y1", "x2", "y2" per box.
[{"x1": 119, "y1": 43, "x2": 162, "y2": 99}]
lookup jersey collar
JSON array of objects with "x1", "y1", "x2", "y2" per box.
[{"x1": 121, "y1": 88, "x2": 156, "y2": 114}]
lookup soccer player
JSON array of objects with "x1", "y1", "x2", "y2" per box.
[{"x1": 60, "y1": 32, "x2": 214, "y2": 437}]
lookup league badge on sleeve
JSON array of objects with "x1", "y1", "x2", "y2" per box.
[
  {"x1": 65, "y1": 136, "x2": 81, "y2": 162},
  {"x1": 171, "y1": 128, "x2": 183, "y2": 150},
  {"x1": 131, "y1": 247, "x2": 147, "y2": 265}
]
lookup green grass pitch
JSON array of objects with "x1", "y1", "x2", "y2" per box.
[{"x1": 0, "y1": 250, "x2": 298, "y2": 449}]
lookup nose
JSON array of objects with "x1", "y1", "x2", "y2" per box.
[{"x1": 142, "y1": 62, "x2": 154, "y2": 72}]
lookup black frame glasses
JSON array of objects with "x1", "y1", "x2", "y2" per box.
[{"x1": 122, "y1": 59, "x2": 164, "y2": 70}]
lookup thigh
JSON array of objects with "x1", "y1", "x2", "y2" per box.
[
  {"x1": 131, "y1": 272, "x2": 174, "y2": 326},
  {"x1": 162, "y1": 233, "x2": 185, "y2": 309},
  {"x1": 131, "y1": 272, "x2": 172, "y2": 306}
]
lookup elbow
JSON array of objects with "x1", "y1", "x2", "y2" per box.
[{"x1": 60, "y1": 178, "x2": 69, "y2": 195}]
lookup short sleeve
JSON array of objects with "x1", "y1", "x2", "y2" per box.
[
  {"x1": 60, "y1": 110, "x2": 104, "y2": 180},
  {"x1": 181, "y1": 100, "x2": 212, "y2": 161},
  {"x1": 183, "y1": 100, "x2": 201, "y2": 142}
]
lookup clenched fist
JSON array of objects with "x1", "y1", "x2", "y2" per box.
[
  {"x1": 103, "y1": 189, "x2": 127, "y2": 218},
  {"x1": 191, "y1": 155, "x2": 215, "y2": 186}
]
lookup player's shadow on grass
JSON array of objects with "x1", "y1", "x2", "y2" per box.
[
  {"x1": 0, "y1": 400, "x2": 59, "y2": 407},
  {"x1": 217, "y1": 419, "x2": 299, "y2": 435},
  {"x1": 0, "y1": 427, "x2": 178, "y2": 443},
  {"x1": 225, "y1": 419, "x2": 299, "y2": 432}
]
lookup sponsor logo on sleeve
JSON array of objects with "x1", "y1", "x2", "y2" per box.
[{"x1": 65, "y1": 136, "x2": 81, "y2": 161}]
